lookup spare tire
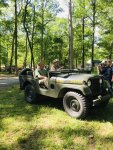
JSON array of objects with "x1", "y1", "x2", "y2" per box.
[
  {"x1": 24, "y1": 84, "x2": 38, "y2": 104},
  {"x1": 19, "y1": 68, "x2": 33, "y2": 90}
]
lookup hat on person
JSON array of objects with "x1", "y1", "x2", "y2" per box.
[
  {"x1": 38, "y1": 61, "x2": 44, "y2": 66},
  {"x1": 53, "y1": 59, "x2": 59, "y2": 63},
  {"x1": 101, "y1": 60, "x2": 107, "y2": 64}
]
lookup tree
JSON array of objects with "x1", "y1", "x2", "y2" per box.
[
  {"x1": 23, "y1": 0, "x2": 35, "y2": 69},
  {"x1": 14, "y1": 0, "x2": 18, "y2": 75},
  {"x1": 0, "y1": 0, "x2": 8, "y2": 71},
  {"x1": 37, "y1": 0, "x2": 62, "y2": 61},
  {"x1": 69, "y1": 0, "x2": 74, "y2": 69},
  {"x1": 90, "y1": 0, "x2": 96, "y2": 68}
]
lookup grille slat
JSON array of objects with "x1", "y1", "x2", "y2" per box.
[{"x1": 89, "y1": 78, "x2": 102, "y2": 96}]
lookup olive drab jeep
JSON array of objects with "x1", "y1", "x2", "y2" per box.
[{"x1": 19, "y1": 68, "x2": 111, "y2": 119}]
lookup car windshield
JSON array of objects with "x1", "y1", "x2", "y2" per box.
[{"x1": 49, "y1": 68, "x2": 88, "y2": 78}]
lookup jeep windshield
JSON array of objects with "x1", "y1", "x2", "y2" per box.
[{"x1": 49, "y1": 68, "x2": 89, "y2": 78}]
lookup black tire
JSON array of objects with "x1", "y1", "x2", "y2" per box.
[
  {"x1": 24, "y1": 84, "x2": 37, "y2": 104},
  {"x1": 63, "y1": 91, "x2": 89, "y2": 119}
]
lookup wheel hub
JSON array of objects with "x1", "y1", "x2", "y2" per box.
[{"x1": 70, "y1": 99, "x2": 80, "y2": 112}]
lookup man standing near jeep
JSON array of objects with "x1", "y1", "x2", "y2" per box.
[{"x1": 101, "y1": 59, "x2": 112, "y2": 90}]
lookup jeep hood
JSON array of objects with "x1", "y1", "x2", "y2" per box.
[{"x1": 56, "y1": 74, "x2": 100, "y2": 84}]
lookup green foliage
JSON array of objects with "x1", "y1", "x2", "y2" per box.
[{"x1": 1, "y1": 0, "x2": 113, "y2": 68}]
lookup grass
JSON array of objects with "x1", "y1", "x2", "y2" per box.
[{"x1": 0, "y1": 86, "x2": 113, "y2": 150}]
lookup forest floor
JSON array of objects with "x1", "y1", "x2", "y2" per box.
[{"x1": 0, "y1": 85, "x2": 113, "y2": 149}]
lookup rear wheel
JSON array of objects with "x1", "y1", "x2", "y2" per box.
[
  {"x1": 24, "y1": 84, "x2": 37, "y2": 104},
  {"x1": 63, "y1": 91, "x2": 89, "y2": 119}
]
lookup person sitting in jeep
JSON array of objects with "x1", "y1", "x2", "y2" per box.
[
  {"x1": 35, "y1": 61, "x2": 48, "y2": 88},
  {"x1": 50, "y1": 59, "x2": 64, "y2": 71}
]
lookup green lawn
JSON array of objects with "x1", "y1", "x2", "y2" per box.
[{"x1": 0, "y1": 86, "x2": 113, "y2": 150}]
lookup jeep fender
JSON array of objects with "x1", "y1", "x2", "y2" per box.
[{"x1": 58, "y1": 84, "x2": 92, "y2": 98}]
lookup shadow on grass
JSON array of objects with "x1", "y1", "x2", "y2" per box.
[
  {"x1": 0, "y1": 86, "x2": 113, "y2": 124},
  {"x1": 87, "y1": 101, "x2": 113, "y2": 122},
  {"x1": 1, "y1": 86, "x2": 113, "y2": 149},
  {"x1": 36, "y1": 95, "x2": 64, "y2": 109},
  {"x1": 2, "y1": 125, "x2": 113, "y2": 150},
  {"x1": 2, "y1": 127, "x2": 94, "y2": 149},
  {"x1": 0, "y1": 87, "x2": 64, "y2": 124},
  {"x1": 35, "y1": 96, "x2": 113, "y2": 123}
]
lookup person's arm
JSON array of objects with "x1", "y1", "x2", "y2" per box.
[
  {"x1": 38, "y1": 74, "x2": 47, "y2": 80},
  {"x1": 50, "y1": 65, "x2": 56, "y2": 71},
  {"x1": 37, "y1": 69, "x2": 48, "y2": 80},
  {"x1": 35, "y1": 69, "x2": 44, "y2": 79},
  {"x1": 34, "y1": 69, "x2": 39, "y2": 78}
]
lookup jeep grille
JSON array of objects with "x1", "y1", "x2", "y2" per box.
[{"x1": 89, "y1": 77, "x2": 102, "y2": 96}]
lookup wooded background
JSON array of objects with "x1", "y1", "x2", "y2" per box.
[{"x1": 0, "y1": 0, "x2": 113, "y2": 74}]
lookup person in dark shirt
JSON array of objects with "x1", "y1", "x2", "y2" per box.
[
  {"x1": 97, "y1": 60, "x2": 107, "y2": 75},
  {"x1": 101, "y1": 59, "x2": 112, "y2": 90}
]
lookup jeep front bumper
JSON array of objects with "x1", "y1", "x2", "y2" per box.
[{"x1": 92, "y1": 94, "x2": 111, "y2": 106}]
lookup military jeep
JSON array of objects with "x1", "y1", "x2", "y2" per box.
[{"x1": 19, "y1": 68, "x2": 111, "y2": 119}]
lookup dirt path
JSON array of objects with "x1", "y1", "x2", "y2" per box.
[{"x1": 0, "y1": 75, "x2": 19, "y2": 90}]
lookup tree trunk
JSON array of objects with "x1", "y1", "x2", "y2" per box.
[
  {"x1": 0, "y1": 38, "x2": 1, "y2": 72},
  {"x1": 69, "y1": 0, "x2": 74, "y2": 69},
  {"x1": 82, "y1": 17, "x2": 85, "y2": 68},
  {"x1": 23, "y1": 34, "x2": 28, "y2": 68},
  {"x1": 41, "y1": 1, "x2": 44, "y2": 61},
  {"x1": 41, "y1": 29, "x2": 44, "y2": 61},
  {"x1": 14, "y1": 0, "x2": 18, "y2": 76},
  {"x1": 31, "y1": 5, "x2": 35, "y2": 68},
  {"x1": 9, "y1": 31, "x2": 15, "y2": 73},
  {"x1": 23, "y1": 0, "x2": 35, "y2": 70},
  {"x1": 59, "y1": 44, "x2": 62, "y2": 61},
  {"x1": 91, "y1": 0, "x2": 96, "y2": 69}
]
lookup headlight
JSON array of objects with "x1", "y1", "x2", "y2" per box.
[
  {"x1": 83, "y1": 81, "x2": 87, "y2": 85},
  {"x1": 99, "y1": 78, "x2": 103, "y2": 84},
  {"x1": 87, "y1": 80, "x2": 91, "y2": 86}
]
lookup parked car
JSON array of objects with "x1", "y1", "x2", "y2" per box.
[
  {"x1": 85, "y1": 60, "x2": 101, "y2": 71},
  {"x1": 19, "y1": 68, "x2": 111, "y2": 119}
]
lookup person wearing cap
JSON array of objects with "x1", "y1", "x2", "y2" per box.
[
  {"x1": 100, "y1": 59, "x2": 113, "y2": 90},
  {"x1": 35, "y1": 61, "x2": 48, "y2": 88},
  {"x1": 97, "y1": 60, "x2": 107, "y2": 75},
  {"x1": 50, "y1": 59, "x2": 61, "y2": 71},
  {"x1": 106, "y1": 59, "x2": 112, "y2": 89}
]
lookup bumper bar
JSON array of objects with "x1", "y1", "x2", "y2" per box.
[{"x1": 93, "y1": 94, "x2": 111, "y2": 106}]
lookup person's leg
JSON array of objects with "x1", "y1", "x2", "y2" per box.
[
  {"x1": 43, "y1": 78, "x2": 48, "y2": 88},
  {"x1": 39, "y1": 78, "x2": 48, "y2": 88}
]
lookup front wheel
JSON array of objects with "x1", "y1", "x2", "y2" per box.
[
  {"x1": 24, "y1": 84, "x2": 37, "y2": 104},
  {"x1": 63, "y1": 91, "x2": 89, "y2": 119}
]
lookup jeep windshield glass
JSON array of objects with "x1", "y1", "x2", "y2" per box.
[{"x1": 49, "y1": 69, "x2": 85, "y2": 78}]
